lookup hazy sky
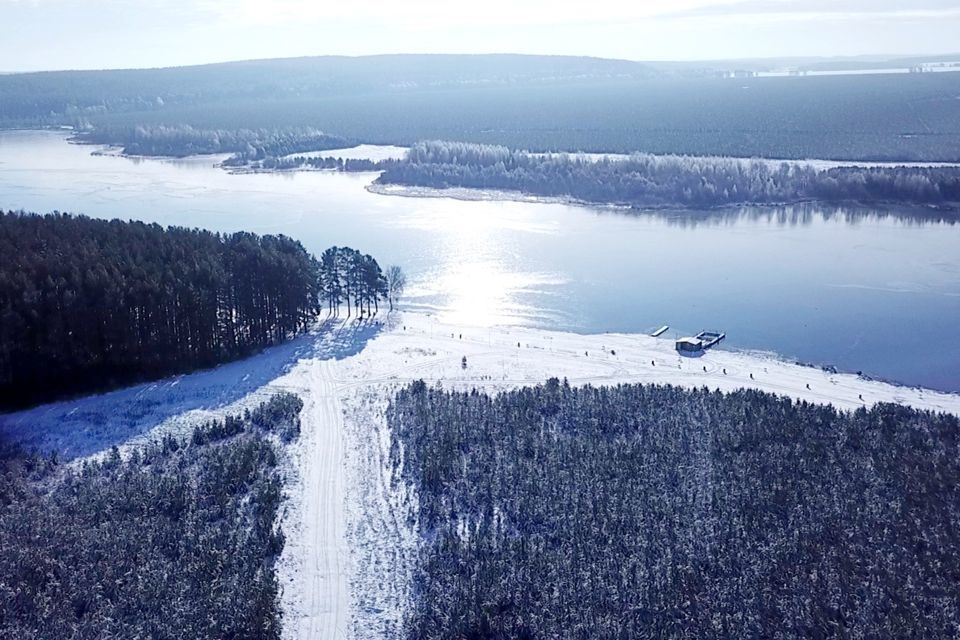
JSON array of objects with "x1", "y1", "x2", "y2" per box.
[{"x1": 2, "y1": 0, "x2": 959, "y2": 72}]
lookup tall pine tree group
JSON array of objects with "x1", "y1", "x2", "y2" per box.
[{"x1": 318, "y1": 246, "x2": 388, "y2": 318}]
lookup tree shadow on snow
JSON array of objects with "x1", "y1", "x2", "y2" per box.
[
  {"x1": 311, "y1": 315, "x2": 385, "y2": 360},
  {"x1": 0, "y1": 315, "x2": 385, "y2": 461}
]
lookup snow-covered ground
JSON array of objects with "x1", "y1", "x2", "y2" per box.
[
  {"x1": 3, "y1": 311, "x2": 959, "y2": 639},
  {"x1": 333, "y1": 312, "x2": 960, "y2": 415},
  {"x1": 0, "y1": 320, "x2": 379, "y2": 460}
]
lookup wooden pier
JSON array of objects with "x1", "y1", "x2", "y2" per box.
[{"x1": 696, "y1": 331, "x2": 726, "y2": 349}]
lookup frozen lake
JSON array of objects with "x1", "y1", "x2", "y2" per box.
[{"x1": 2, "y1": 129, "x2": 959, "y2": 391}]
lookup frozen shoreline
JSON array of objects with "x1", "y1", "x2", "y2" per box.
[
  {"x1": 367, "y1": 181, "x2": 960, "y2": 215},
  {"x1": 342, "y1": 312, "x2": 960, "y2": 415},
  {"x1": 46, "y1": 129, "x2": 960, "y2": 173},
  {"x1": 365, "y1": 181, "x2": 621, "y2": 209}
]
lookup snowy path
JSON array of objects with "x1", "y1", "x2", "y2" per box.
[{"x1": 292, "y1": 359, "x2": 349, "y2": 639}]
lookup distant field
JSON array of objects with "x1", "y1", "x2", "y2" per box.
[{"x1": 3, "y1": 55, "x2": 960, "y2": 160}]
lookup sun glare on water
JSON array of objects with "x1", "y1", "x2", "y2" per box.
[{"x1": 401, "y1": 202, "x2": 567, "y2": 327}]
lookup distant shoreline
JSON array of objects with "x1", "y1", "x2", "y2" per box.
[
  {"x1": 366, "y1": 181, "x2": 960, "y2": 216},
  {"x1": 5, "y1": 129, "x2": 958, "y2": 214},
  {"x1": 8, "y1": 127, "x2": 960, "y2": 169}
]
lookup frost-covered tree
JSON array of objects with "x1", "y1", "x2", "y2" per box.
[
  {"x1": 378, "y1": 140, "x2": 960, "y2": 208},
  {"x1": 0, "y1": 393, "x2": 302, "y2": 639},
  {"x1": 389, "y1": 380, "x2": 960, "y2": 639}
]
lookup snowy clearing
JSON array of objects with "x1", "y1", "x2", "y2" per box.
[
  {"x1": 3, "y1": 311, "x2": 959, "y2": 639},
  {"x1": 334, "y1": 312, "x2": 960, "y2": 416}
]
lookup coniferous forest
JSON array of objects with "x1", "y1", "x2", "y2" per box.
[
  {"x1": 0, "y1": 392, "x2": 303, "y2": 639},
  {"x1": 388, "y1": 380, "x2": 960, "y2": 639},
  {"x1": 0, "y1": 212, "x2": 389, "y2": 410},
  {"x1": 84, "y1": 124, "x2": 351, "y2": 159},
  {"x1": 377, "y1": 140, "x2": 960, "y2": 209},
  {"x1": 0, "y1": 212, "x2": 318, "y2": 408}
]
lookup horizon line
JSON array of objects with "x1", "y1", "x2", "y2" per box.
[{"x1": 5, "y1": 50, "x2": 960, "y2": 75}]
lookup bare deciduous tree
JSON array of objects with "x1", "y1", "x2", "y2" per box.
[{"x1": 385, "y1": 264, "x2": 406, "y2": 312}]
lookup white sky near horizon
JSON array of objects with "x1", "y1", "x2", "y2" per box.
[{"x1": 1, "y1": 0, "x2": 959, "y2": 72}]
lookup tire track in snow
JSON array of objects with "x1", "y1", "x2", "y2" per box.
[{"x1": 296, "y1": 359, "x2": 348, "y2": 639}]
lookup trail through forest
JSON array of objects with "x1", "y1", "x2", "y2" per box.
[{"x1": 288, "y1": 359, "x2": 349, "y2": 639}]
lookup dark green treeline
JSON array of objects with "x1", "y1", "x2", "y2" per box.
[{"x1": 0, "y1": 212, "x2": 324, "y2": 409}]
